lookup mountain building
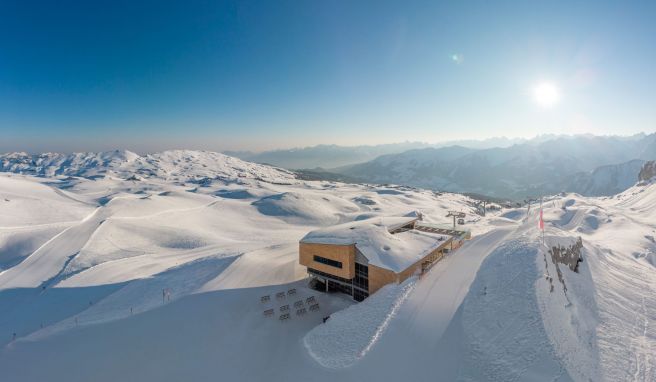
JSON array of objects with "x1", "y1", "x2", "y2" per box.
[{"x1": 299, "y1": 212, "x2": 471, "y2": 301}]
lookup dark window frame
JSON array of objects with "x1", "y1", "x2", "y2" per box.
[
  {"x1": 354, "y1": 263, "x2": 368, "y2": 290},
  {"x1": 353, "y1": 289, "x2": 369, "y2": 302},
  {"x1": 313, "y1": 255, "x2": 343, "y2": 269},
  {"x1": 355, "y1": 262, "x2": 368, "y2": 277},
  {"x1": 308, "y1": 268, "x2": 370, "y2": 301}
]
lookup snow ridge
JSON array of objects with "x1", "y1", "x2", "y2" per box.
[{"x1": 0, "y1": 150, "x2": 296, "y2": 184}]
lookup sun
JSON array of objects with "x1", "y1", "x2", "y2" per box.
[{"x1": 533, "y1": 82, "x2": 560, "y2": 108}]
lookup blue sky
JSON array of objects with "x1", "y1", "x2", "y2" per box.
[{"x1": 1, "y1": 0, "x2": 655, "y2": 153}]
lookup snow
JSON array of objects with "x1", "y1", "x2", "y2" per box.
[
  {"x1": 536, "y1": 235, "x2": 601, "y2": 382},
  {"x1": 0, "y1": 175, "x2": 93, "y2": 226},
  {"x1": 533, "y1": 181, "x2": 656, "y2": 381},
  {"x1": 0, "y1": 150, "x2": 654, "y2": 382},
  {"x1": 0, "y1": 150, "x2": 296, "y2": 184},
  {"x1": 301, "y1": 216, "x2": 450, "y2": 272},
  {"x1": 252, "y1": 191, "x2": 360, "y2": 225},
  {"x1": 0, "y1": 223, "x2": 70, "y2": 270},
  {"x1": 303, "y1": 278, "x2": 417, "y2": 369},
  {"x1": 27, "y1": 256, "x2": 237, "y2": 340}
]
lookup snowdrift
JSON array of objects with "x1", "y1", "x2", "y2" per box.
[{"x1": 303, "y1": 278, "x2": 416, "y2": 369}]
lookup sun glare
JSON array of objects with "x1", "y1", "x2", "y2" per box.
[{"x1": 533, "y1": 82, "x2": 560, "y2": 108}]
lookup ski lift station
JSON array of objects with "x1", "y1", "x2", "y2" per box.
[{"x1": 299, "y1": 212, "x2": 471, "y2": 301}]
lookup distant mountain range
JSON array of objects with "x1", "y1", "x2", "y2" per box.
[
  {"x1": 224, "y1": 142, "x2": 432, "y2": 169},
  {"x1": 224, "y1": 137, "x2": 527, "y2": 169},
  {"x1": 331, "y1": 134, "x2": 656, "y2": 199},
  {"x1": 2, "y1": 134, "x2": 654, "y2": 199}
]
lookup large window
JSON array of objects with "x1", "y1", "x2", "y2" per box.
[
  {"x1": 308, "y1": 267, "x2": 369, "y2": 302},
  {"x1": 355, "y1": 262, "x2": 368, "y2": 277},
  {"x1": 313, "y1": 255, "x2": 342, "y2": 269},
  {"x1": 354, "y1": 263, "x2": 369, "y2": 291}
]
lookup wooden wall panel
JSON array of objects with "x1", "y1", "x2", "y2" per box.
[{"x1": 299, "y1": 242, "x2": 355, "y2": 279}]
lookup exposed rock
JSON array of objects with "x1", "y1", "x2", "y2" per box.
[
  {"x1": 547, "y1": 237, "x2": 584, "y2": 297},
  {"x1": 638, "y1": 161, "x2": 656, "y2": 183},
  {"x1": 550, "y1": 237, "x2": 584, "y2": 273}
]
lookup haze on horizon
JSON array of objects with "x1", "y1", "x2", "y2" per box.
[{"x1": 1, "y1": 1, "x2": 655, "y2": 153}]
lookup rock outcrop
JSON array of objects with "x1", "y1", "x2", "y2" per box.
[{"x1": 638, "y1": 161, "x2": 656, "y2": 183}]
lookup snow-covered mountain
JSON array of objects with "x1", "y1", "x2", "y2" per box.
[
  {"x1": 334, "y1": 134, "x2": 656, "y2": 198},
  {"x1": 565, "y1": 159, "x2": 646, "y2": 196},
  {"x1": 0, "y1": 148, "x2": 654, "y2": 381},
  {"x1": 225, "y1": 142, "x2": 433, "y2": 169},
  {"x1": 225, "y1": 137, "x2": 529, "y2": 170},
  {"x1": 0, "y1": 150, "x2": 296, "y2": 184}
]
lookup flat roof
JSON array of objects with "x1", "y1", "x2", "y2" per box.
[{"x1": 300, "y1": 214, "x2": 451, "y2": 273}]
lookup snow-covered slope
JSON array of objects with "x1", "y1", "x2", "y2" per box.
[
  {"x1": 537, "y1": 180, "x2": 656, "y2": 381},
  {"x1": 0, "y1": 150, "x2": 296, "y2": 184},
  {"x1": 0, "y1": 152, "x2": 654, "y2": 382},
  {"x1": 565, "y1": 159, "x2": 646, "y2": 196}
]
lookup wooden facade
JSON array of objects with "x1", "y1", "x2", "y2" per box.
[
  {"x1": 300, "y1": 232, "x2": 466, "y2": 299},
  {"x1": 299, "y1": 242, "x2": 356, "y2": 279}
]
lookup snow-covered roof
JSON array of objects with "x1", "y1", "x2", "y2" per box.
[{"x1": 301, "y1": 214, "x2": 451, "y2": 273}]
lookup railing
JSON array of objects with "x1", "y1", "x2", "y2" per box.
[{"x1": 415, "y1": 223, "x2": 470, "y2": 240}]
